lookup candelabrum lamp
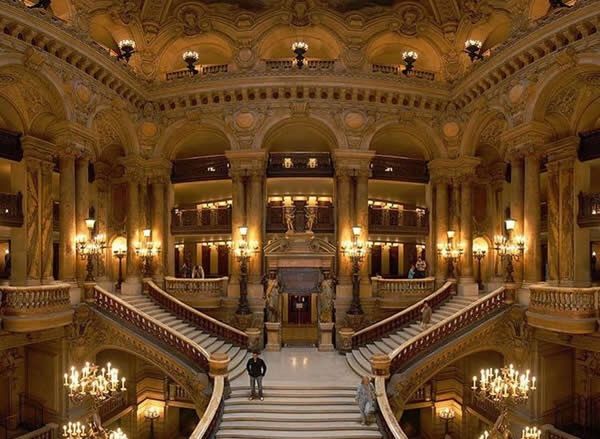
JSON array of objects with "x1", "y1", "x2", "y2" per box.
[
  {"x1": 522, "y1": 426, "x2": 542, "y2": 439},
  {"x1": 62, "y1": 421, "x2": 88, "y2": 438},
  {"x1": 64, "y1": 361, "x2": 127, "y2": 406},
  {"x1": 76, "y1": 218, "x2": 107, "y2": 282},
  {"x1": 341, "y1": 225, "x2": 367, "y2": 315},
  {"x1": 117, "y1": 40, "x2": 135, "y2": 63},
  {"x1": 473, "y1": 246, "x2": 487, "y2": 291},
  {"x1": 478, "y1": 431, "x2": 490, "y2": 439},
  {"x1": 464, "y1": 39, "x2": 484, "y2": 61},
  {"x1": 112, "y1": 246, "x2": 126, "y2": 293},
  {"x1": 234, "y1": 225, "x2": 258, "y2": 315},
  {"x1": 402, "y1": 51, "x2": 418, "y2": 75},
  {"x1": 135, "y1": 229, "x2": 161, "y2": 278},
  {"x1": 144, "y1": 407, "x2": 160, "y2": 439},
  {"x1": 438, "y1": 407, "x2": 455, "y2": 435},
  {"x1": 183, "y1": 51, "x2": 199, "y2": 75},
  {"x1": 493, "y1": 218, "x2": 525, "y2": 283},
  {"x1": 437, "y1": 230, "x2": 463, "y2": 279},
  {"x1": 108, "y1": 428, "x2": 127, "y2": 439},
  {"x1": 292, "y1": 41, "x2": 308, "y2": 68}
]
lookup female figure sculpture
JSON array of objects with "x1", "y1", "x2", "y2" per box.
[
  {"x1": 263, "y1": 270, "x2": 281, "y2": 323},
  {"x1": 319, "y1": 270, "x2": 336, "y2": 323}
]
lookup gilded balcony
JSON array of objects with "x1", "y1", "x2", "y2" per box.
[
  {"x1": 0, "y1": 283, "x2": 73, "y2": 332},
  {"x1": 368, "y1": 203, "x2": 429, "y2": 236},
  {"x1": 577, "y1": 192, "x2": 600, "y2": 227},
  {"x1": 527, "y1": 284, "x2": 600, "y2": 334},
  {"x1": 171, "y1": 203, "x2": 232, "y2": 235}
]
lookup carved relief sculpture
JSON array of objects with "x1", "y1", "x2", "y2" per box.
[
  {"x1": 318, "y1": 270, "x2": 336, "y2": 323},
  {"x1": 263, "y1": 269, "x2": 281, "y2": 323}
]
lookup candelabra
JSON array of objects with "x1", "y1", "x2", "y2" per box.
[
  {"x1": 472, "y1": 364, "x2": 537, "y2": 437},
  {"x1": 464, "y1": 39, "x2": 484, "y2": 61},
  {"x1": 493, "y1": 218, "x2": 525, "y2": 283},
  {"x1": 62, "y1": 421, "x2": 88, "y2": 438},
  {"x1": 341, "y1": 225, "x2": 367, "y2": 315},
  {"x1": 437, "y1": 230, "x2": 463, "y2": 279},
  {"x1": 478, "y1": 431, "x2": 490, "y2": 439},
  {"x1": 183, "y1": 50, "x2": 199, "y2": 74},
  {"x1": 76, "y1": 218, "x2": 107, "y2": 282},
  {"x1": 135, "y1": 229, "x2": 161, "y2": 278},
  {"x1": 112, "y1": 245, "x2": 126, "y2": 293},
  {"x1": 402, "y1": 50, "x2": 418, "y2": 75},
  {"x1": 438, "y1": 407, "x2": 455, "y2": 435},
  {"x1": 522, "y1": 426, "x2": 541, "y2": 439},
  {"x1": 234, "y1": 226, "x2": 258, "y2": 315},
  {"x1": 117, "y1": 40, "x2": 135, "y2": 63},
  {"x1": 64, "y1": 362, "x2": 126, "y2": 406},
  {"x1": 292, "y1": 41, "x2": 308, "y2": 68},
  {"x1": 144, "y1": 407, "x2": 160, "y2": 439},
  {"x1": 473, "y1": 246, "x2": 487, "y2": 291}
]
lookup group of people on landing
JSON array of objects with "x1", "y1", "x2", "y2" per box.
[
  {"x1": 178, "y1": 262, "x2": 205, "y2": 279},
  {"x1": 407, "y1": 256, "x2": 428, "y2": 279}
]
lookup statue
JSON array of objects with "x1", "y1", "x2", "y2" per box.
[
  {"x1": 284, "y1": 206, "x2": 295, "y2": 232},
  {"x1": 263, "y1": 270, "x2": 281, "y2": 323},
  {"x1": 318, "y1": 270, "x2": 337, "y2": 323},
  {"x1": 305, "y1": 205, "x2": 317, "y2": 232}
]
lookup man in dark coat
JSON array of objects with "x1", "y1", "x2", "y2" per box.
[{"x1": 246, "y1": 351, "x2": 267, "y2": 400}]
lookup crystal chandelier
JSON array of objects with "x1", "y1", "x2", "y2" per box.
[
  {"x1": 522, "y1": 426, "x2": 542, "y2": 439},
  {"x1": 478, "y1": 431, "x2": 489, "y2": 439},
  {"x1": 64, "y1": 362, "x2": 126, "y2": 405},
  {"x1": 234, "y1": 226, "x2": 258, "y2": 315},
  {"x1": 183, "y1": 51, "x2": 199, "y2": 75},
  {"x1": 471, "y1": 364, "x2": 536, "y2": 404},
  {"x1": 292, "y1": 41, "x2": 308, "y2": 68},
  {"x1": 135, "y1": 229, "x2": 161, "y2": 277},
  {"x1": 62, "y1": 421, "x2": 88, "y2": 438},
  {"x1": 464, "y1": 39, "x2": 483, "y2": 61},
  {"x1": 437, "y1": 230, "x2": 463, "y2": 279},
  {"x1": 117, "y1": 40, "x2": 136, "y2": 63},
  {"x1": 402, "y1": 50, "x2": 418, "y2": 75},
  {"x1": 76, "y1": 218, "x2": 107, "y2": 282},
  {"x1": 342, "y1": 226, "x2": 367, "y2": 315}
]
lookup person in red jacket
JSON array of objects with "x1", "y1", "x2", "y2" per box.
[{"x1": 246, "y1": 351, "x2": 267, "y2": 401}]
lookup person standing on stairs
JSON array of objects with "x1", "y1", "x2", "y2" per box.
[
  {"x1": 420, "y1": 300, "x2": 432, "y2": 329},
  {"x1": 356, "y1": 376, "x2": 377, "y2": 425},
  {"x1": 246, "y1": 351, "x2": 267, "y2": 401}
]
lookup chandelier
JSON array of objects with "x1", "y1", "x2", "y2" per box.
[
  {"x1": 478, "y1": 431, "x2": 489, "y2": 439},
  {"x1": 493, "y1": 218, "x2": 525, "y2": 283},
  {"x1": 522, "y1": 426, "x2": 542, "y2": 439},
  {"x1": 64, "y1": 362, "x2": 126, "y2": 405},
  {"x1": 183, "y1": 51, "x2": 199, "y2": 75},
  {"x1": 135, "y1": 229, "x2": 161, "y2": 278},
  {"x1": 437, "y1": 230, "x2": 463, "y2": 279},
  {"x1": 464, "y1": 39, "x2": 484, "y2": 61},
  {"x1": 117, "y1": 40, "x2": 136, "y2": 63},
  {"x1": 471, "y1": 364, "x2": 536, "y2": 405},
  {"x1": 342, "y1": 226, "x2": 367, "y2": 315},
  {"x1": 76, "y1": 218, "x2": 107, "y2": 282},
  {"x1": 234, "y1": 226, "x2": 258, "y2": 315},
  {"x1": 402, "y1": 51, "x2": 418, "y2": 75},
  {"x1": 292, "y1": 41, "x2": 308, "y2": 68},
  {"x1": 62, "y1": 423, "x2": 128, "y2": 439}
]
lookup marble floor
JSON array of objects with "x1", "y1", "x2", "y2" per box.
[{"x1": 231, "y1": 347, "x2": 360, "y2": 386}]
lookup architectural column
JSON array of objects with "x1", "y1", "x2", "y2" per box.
[
  {"x1": 75, "y1": 155, "x2": 90, "y2": 281},
  {"x1": 434, "y1": 179, "x2": 449, "y2": 284},
  {"x1": 151, "y1": 178, "x2": 166, "y2": 278},
  {"x1": 124, "y1": 166, "x2": 143, "y2": 292},
  {"x1": 510, "y1": 155, "x2": 524, "y2": 283},
  {"x1": 546, "y1": 161, "x2": 560, "y2": 283},
  {"x1": 247, "y1": 169, "x2": 265, "y2": 285},
  {"x1": 451, "y1": 180, "x2": 461, "y2": 235},
  {"x1": 94, "y1": 162, "x2": 111, "y2": 282},
  {"x1": 355, "y1": 170, "x2": 370, "y2": 292},
  {"x1": 228, "y1": 170, "x2": 246, "y2": 288},
  {"x1": 58, "y1": 152, "x2": 77, "y2": 282},
  {"x1": 40, "y1": 160, "x2": 54, "y2": 283},
  {"x1": 460, "y1": 178, "x2": 476, "y2": 294},
  {"x1": 335, "y1": 170, "x2": 353, "y2": 285},
  {"x1": 523, "y1": 152, "x2": 541, "y2": 284},
  {"x1": 166, "y1": 182, "x2": 175, "y2": 276}
]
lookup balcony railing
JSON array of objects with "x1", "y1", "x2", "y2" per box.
[
  {"x1": 14, "y1": 423, "x2": 59, "y2": 439},
  {"x1": 267, "y1": 152, "x2": 333, "y2": 178},
  {"x1": 577, "y1": 192, "x2": 600, "y2": 227},
  {"x1": 166, "y1": 64, "x2": 229, "y2": 81},
  {"x1": 171, "y1": 155, "x2": 230, "y2": 183},
  {"x1": 163, "y1": 276, "x2": 228, "y2": 308},
  {"x1": 0, "y1": 284, "x2": 72, "y2": 332},
  {"x1": 265, "y1": 59, "x2": 336, "y2": 72},
  {"x1": 0, "y1": 192, "x2": 23, "y2": 227},
  {"x1": 372, "y1": 277, "x2": 436, "y2": 309},
  {"x1": 368, "y1": 204, "x2": 429, "y2": 235},
  {"x1": 370, "y1": 155, "x2": 429, "y2": 183},
  {"x1": 527, "y1": 284, "x2": 600, "y2": 334},
  {"x1": 371, "y1": 64, "x2": 436, "y2": 81},
  {"x1": 171, "y1": 205, "x2": 232, "y2": 235}
]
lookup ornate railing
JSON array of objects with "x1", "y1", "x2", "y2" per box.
[
  {"x1": 163, "y1": 276, "x2": 228, "y2": 308},
  {"x1": 93, "y1": 286, "x2": 210, "y2": 371},
  {"x1": 371, "y1": 64, "x2": 436, "y2": 81},
  {"x1": 189, "y1": 375, "x2": 225, "y2": 439},
  {"x1": 0, "y1": 192, "x2": 23, "y2": 227},
  {"x1": 372, "y1": 277, "x2": 436, "y2": 309},
  {"x1": 166, "y1": 64, "x2": 229, "y2": 81},
  {"x1": 267, "y1": 152, "x2": 333, "y2": 177},
  {"x1": 265, "y1": 59, "x2": 336, "y2": 72},
  {"x1": 527, "y1": 284, "x2": 600, "y2": 334},
  {"x1": 368, "y1": 205, "x2": 429, "y2": 236},
  {"x1": 168, "y1": 383, "x2": 192, "y2": 402},
  {"x1": 98, "y1": 393, "x2": 127, "y2": 421},
  {"x1": 266, "y1": 200, "x2": 335, "y2": 234},
  {"x1": 171, "y1": 155, "x2": 230, "y2": 183},
  {"x1": 389, "y1": 287, "x2": 507, "y2": 373},
  {"x1": 15, "y1": 423, "x2": 59, "y2": 439},
  {"x1": 577, "y1": 192, "x2": 600, "y2": 227},
  {"x1": 352, "y1": 281, "x2": 456, "y2": 348},
  {"x1": 145, "y1": 281, "x2": 248, "y2": 346},
  {"x1": 171, "y1": 205, "x2": 232, "y2": 235},
  {"x1": 541, "y1": 425, "x2": 581, "y2": 439},
  {"x1": 375, "y1": 377, "x2": 407, "y2": 439},
  {"x1": 370, "y1": 155, "x2": 429, "y2": 183},
  {"x1": 0, "y1": 284, "x2": 72, "y2": 332}
]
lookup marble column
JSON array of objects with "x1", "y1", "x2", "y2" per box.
[
  {"x1": 152, "y1": 178, "x2": 166, "y2": 278},
  {"x1": 75, "y1": 155, "x2": 90, "y2": 281},
  {"x1": 558, "y1": 158, "x2": 575, "y2": 283},
  {"x1": 125, "y1": 176, "x2": 141, "y2": 281},
  {"x1": 229, "y1": 170, "x2": 246, "y2": 290},
  {"x1": 355, "y1": 172, "x2": 370, "y2": 290},
  {"x1": 94, "y1": 162, "x2": 111, "y2": 281},
  {"x1": 58, "y1": 153, "x2": 77, "y2": 282},
  {"x1": 459, "y1": 177, "x2": 477, "y2": 296},
  {"x1": 510, "y1": 156, "x2": 524, "y2": 283},
  {"x1": 434, "y1": 179, "x2": 449, "y2": 283},
  {"x1": 40, "y1": 161, "x2": 54, "y2": 283},
  {"x1": 523, "y1": 153, "x2": 541, "y2": 284},
  {"x1": 247, "y1": 170, "x2": 264, "y2": 284},
  {"x1": 336, "y1": 170, "x2": 353, "y2": 285},
  {"x1": 546, "y1": 161, "x2": 560, "y2": 283},
  {"x1": 165, "y1": 182, "x2": 175, "y2": 276},
  {"x1": 451, "y1": 180, "x2": 461, "y2": 235}
]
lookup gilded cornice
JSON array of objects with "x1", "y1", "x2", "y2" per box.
[
  {"x1": 332, "y1": 149, "x2": 374, "y2": 176},
  {"x1": 428, "y1": 156, "x2": 481, "y2": 180},
  {"x1": 501, "y1": 121, "x2": 553, "y2": 158}
]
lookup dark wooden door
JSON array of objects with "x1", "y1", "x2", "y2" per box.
[
  {"x1": 371, "y1": 245, "x2": 382, "y2": 276},
  {"x1": 217, "y1": 245, "x2": 229, "y2": 276},
  {"x1": 288, "y1": 295, "x2": 311, "y2": 325},
  {"x1": 201, "y1": 245, "x2": 211, "y2": 276}
]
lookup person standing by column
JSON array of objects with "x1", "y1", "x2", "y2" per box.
[{"x1": 246, "y1": 351, "x2": 267, "y2": 401}]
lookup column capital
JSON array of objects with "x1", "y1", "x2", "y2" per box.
[
  {"x1": 145, "y1": 158, "x2": 173, "y2": 184},
  {"x1": 428, "y1": 156, "x2": 480, "y2": 180},
  {"x1": 332, "y1": 149, "x2": 374, "y2": 177},
  {"x1": 501, "y1": 122, "x2": 552, "y2": 158},
  {"x1": 545, "y1": 136, "x2": 579, "y2": 164},
  {"x1": 21, "y1": 135, "x2": 55, "y2": 164},
  {"x1": 225, "y1": 149, "x2": 267, "y2": 175},
  {"x1": 50, "y1": 122, "x2": 97, "y2": 159}
]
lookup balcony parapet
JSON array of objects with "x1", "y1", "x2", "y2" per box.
[
  {"x1": 163, "y1": 276, "x2": 229, "y2": 308},
  {"x1": 0, "y1": 192, "x2": 23, "y2": 227},
  {"x1": 527, "y1": 284, "x2": 600, "y2": 334},
  {"x1": 0, "y1": 283, "x2": 73, "y2": 332},
  {"x1": 371, "y1": 277, "x2": 436, "y2": 309},
  {"x1": 14, "y1": 423, "x2": 59, "y2": 439},
  {"x1": 577, "y1": 192, "x2": 600, "y2": 227}
]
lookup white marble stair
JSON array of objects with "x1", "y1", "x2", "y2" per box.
[
  {"x1": 217, "y1": 385, "x2": 382, "y2": 439},
  {"x1": 347, "y1": 296, "x2": 474, "y2": 377},
  {"x1": 123, "y1": 295, "x2": 249, "y2": 380}
]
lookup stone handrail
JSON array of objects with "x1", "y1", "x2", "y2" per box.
[
  {"x1": 93, "y1": 285, "x2": 211, "y2": 371},
  {"x1": 389, "y1": 286, "x2": 507, "y2": 372},
  {"x1": 164, "y1": 276, "x2": 228, "y2": 298},
  {"x1": 352, "y1": 281, "x2": 456, "y2": 348},
  {"x1": 15, "y1": 423, "x2": 58, "y2": 439},
  {"x1": 0, "y1": 283, "x2": 73, "y2": 332},
  {"x1": 189, "y1": 375, "x2": 225, "y2": 439},
  {"x1": 375, "y1": 376, "x2": 407, "y2": 439},
  {"x1": 145, "y1": 281, "x2": 248, "y2": 347},
  {"x1": 541, "y1": 425, "x2": 581, "y2": 439},
  {"x1": 527, "y1": 284, "x2": 600, "y2": 334},
  {"x1": 371, "y1": 277, "x2": 436, "y2": 297}
]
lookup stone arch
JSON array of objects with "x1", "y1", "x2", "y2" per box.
[
  {"x1": 363, "y1": 118, "x2": 445, "y2": 159},
  {"x1": 254, "y1": 113, "x2": 345, "y2": 151},
  {"x1": 155, "y1": 118, "x2": 236, "y2": 160},
  {"x1": 460, "y1": 110, "x2": 508, "y2": 157},
  {"x1": 90, "y1": 107, "x2": 140, "y2": 158}
]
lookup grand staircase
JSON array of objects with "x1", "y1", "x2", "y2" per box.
[
  {"x1": 123, "y1": 294, "x2": 250, "y2": 379},
  {"x1": 347, "y1": 294, "x2": 474, "y2": 377},
  {"x1": 217, "y1": 385, "x2": 382, "y2": 439}
]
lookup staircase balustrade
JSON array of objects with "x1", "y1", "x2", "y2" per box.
[
  {"x1": 0, "y1": 284, "x2": 72, "y2": 332},
  {"x1": 372, "y1": 277, "x2": 435, "y2": 299},
  {"x1": 145, "y1": 281, "x2": 248, "y2": 346},
  {"x1": 527, "y1": 284, "x2": 600, "y2": 334},
  {"x1": 163, "y1": 276, "x2": 228, "y2": 307},
  {"x1": 14, "y1": 423, "x2": 58, "y2": 439},
  {"x1": 190, "y1": 375, "x2": 225, "y2": 439},
  {"x1": 541, "y1": 425, "x2": 582, "y2": 439},
  {"x1": 93, "y1": 286, "x2": 210, "y2": 371},
  {"x1": 352, "y1": 281, "x2": 456, "y2": 348},
  {"x1": 375, "y1": 377, "x2": 408, "y2": 439}
]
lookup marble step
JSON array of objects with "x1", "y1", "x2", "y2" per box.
[
  {"x1": 216, "y1": 429, "x2": 382, "y2": 438},
  {"x1": 224, "y1": 404, "x2": 361, "y2": 414},
  {"x1": 229, "y1": 388, "x2": 356, "y2": 398},
  {"x1": 218, "y1": 421, "x2": 380, "y2": 431},
  {"x1": 226, "y1": 396, "x2": 357, "y2": 406},
  {"x1": 222, "y1": 412, "x2": 362, "y2": 422}
]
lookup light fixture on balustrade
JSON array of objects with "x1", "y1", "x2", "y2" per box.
[
  {"x1": 522, "y1": 426, "x2": 542, "y2": 439},
  {"x1": 117, "y1": 40, "x2": 136, "y2": 63},
  {"x1": 437, "y1": 230, "x2": 463, "y2": 279},
  {"x1": 183, "y1": 51, "x2": 199, "y2": 75},
  {"x1": 478, "y1": 431, "x2": 489, "y2": 439},
  {"x1": 473, "y1": 245, "x2": 487, "y2": 291},
  {"x1": 402, "y1": 50, "x2": 418, "y2": 75},
  {"x1": 464, "y1": 40, "x2": 484, "y2": 62},
  {"x1": 76, "y1": 217, "x2": 107, "y2": 282},
  {"x1": 292, "y1": 41, "x2": 308, "y2": 68},
  {"x1": 342, "y1": 225, "x2": 367, "y2": 315},
  {"x1": 144, "y1": 407, "x2": 160, "y2": 439},
  {"x1": 135, "y1": 229, "x2": 161, "y2": 278},
  {"x1": 112, "y1": 238, "x2": 127, "y2": 293},
  {"x1": 234, "y1": 225, "x2": 258, "y2": 315},
  {"x1": 494, "y1": 218, "x2": 525, "y2": 283}
]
